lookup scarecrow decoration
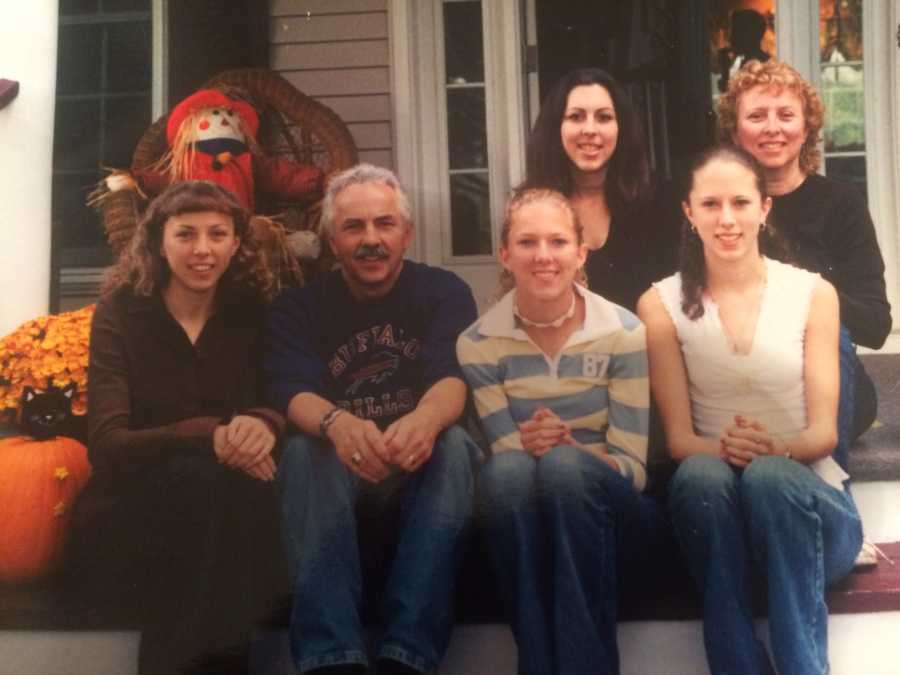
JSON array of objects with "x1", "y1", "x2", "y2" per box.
[
  {"x1": 120, "y1": 88, "x2": 323, "y2": 213},
  {"x1": 93, "y1": 70, "x2": 360, "y2": 286}
]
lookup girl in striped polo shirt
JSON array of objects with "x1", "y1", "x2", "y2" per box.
[{"x1": 457, "y1": 189, "x2": 671, "y2": 675}]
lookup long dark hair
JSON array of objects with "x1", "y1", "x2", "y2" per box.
[
  {"x1": 679, "y1": 145, "x2": 790, "y2": 320},
  {"x1": 524, "y1": 68, "x2": 650, "y2": 216},
  {"x1": 103, "y1": 180, "x2": 273, "y2": 299}
]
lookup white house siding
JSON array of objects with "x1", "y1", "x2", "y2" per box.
[
  {"x1": 269, "y1": 0, "x2": 393, "y2": 169},
  {"x1": 0, "y1": 5, "x2": 57, "y2": 333}
]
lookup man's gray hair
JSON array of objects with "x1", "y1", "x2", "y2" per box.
[{"x1": 320, "y1": 163, "x2": 413, "y2": 235}]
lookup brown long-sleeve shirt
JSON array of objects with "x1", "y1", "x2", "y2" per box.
[{"x1": 87, "y1": 285, "x2": 284, "y2": 480}]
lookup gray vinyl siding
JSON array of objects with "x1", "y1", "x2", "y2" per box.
[{"x1": 269, "y1": 0, "x2": 393, "y2": 169}]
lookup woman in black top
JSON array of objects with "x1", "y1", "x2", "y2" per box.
[
  {"x1": 523, "y1": 68, "x2": 678, "y2": 313},
  {"x1": 718, "y1": 59, "x2": 890, "y2": 458}
]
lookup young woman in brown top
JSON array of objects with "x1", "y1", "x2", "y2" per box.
[{"x1": 71, "y1": 180, "x2": 286, "y2": 675}]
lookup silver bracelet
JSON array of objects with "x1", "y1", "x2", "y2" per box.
[{"x1": 319, "y1": 407, "x2": 345, "y2": 439}]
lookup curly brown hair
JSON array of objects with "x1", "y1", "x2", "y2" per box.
[
  {"x1": 717, "y1": 59, "x2": 825, "y2": 175},
  {"x1": 102, "y1": 180, "x2": 274, "y2": 299},
  {"x1": 679, "y1": 146, "x2": 791, "y2": 320},
  {"x1": 495, "y1": 188, "x2": 587, "y2": 298}
]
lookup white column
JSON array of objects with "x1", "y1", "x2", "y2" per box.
[{"x1": 0, "y1": 4, "x2": 58, "y2": 335}]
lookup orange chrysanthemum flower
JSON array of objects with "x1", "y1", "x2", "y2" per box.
[{"x1": 0, "y1": 305, "x2": 94, "y2": 423}]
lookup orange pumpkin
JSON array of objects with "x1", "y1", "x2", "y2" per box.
[{"x1": 0, "y1": 435, "x2": 91, "y2": 583}]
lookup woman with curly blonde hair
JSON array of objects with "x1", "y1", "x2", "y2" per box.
[
  {"x1": 718, "y1": 59, "x2": 890, "y2": 466},
  {"x1": 73, "y1": 180, "x2": 286, "y2": 674}
]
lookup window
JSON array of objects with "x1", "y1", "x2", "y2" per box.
[
  {"x1": 52, "y1": 0, "x2": 154, "y2": 305},
  {"x1": 818, "y1": 0, "x2": 866, "y2": 193},
  {"x1": 441, "y1": 0, "x2": 493, "y2": 257}
]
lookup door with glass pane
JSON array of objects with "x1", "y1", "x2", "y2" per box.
[{"x1": 414, "y1": 0, "x2": 524, "y2": 308}]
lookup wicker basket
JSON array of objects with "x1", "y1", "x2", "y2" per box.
[{"x1": 98, "y1": 68, "x2": 358, "y2": 286}]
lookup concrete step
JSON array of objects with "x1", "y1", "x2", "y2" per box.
[
  {"x1": 3, "y1": 479, "x2": 898, "y2": 675},
  {"x1": 4, "y1": 612, "x2": 899, "y2": 675}
]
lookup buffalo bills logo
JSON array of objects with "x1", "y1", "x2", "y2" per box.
[{"x1": 345, "y1": 351, "x2": 400, "y2": 394}]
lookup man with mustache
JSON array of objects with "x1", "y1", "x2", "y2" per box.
[{"x1": 266, "y1": 164, "x2": 479, "y2": 675}]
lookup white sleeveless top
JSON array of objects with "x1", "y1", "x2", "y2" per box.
[{"x1": 653, "y1": 257, "x2": 849, "y2": 491}]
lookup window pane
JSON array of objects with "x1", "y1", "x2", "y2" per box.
[
  {"x1": 54, "y1": 100, "x2": 102, "y2": 171},
  {"x1": 450, "y1": 172, "x2": 492, "y2": 256},
  {"x1": 821, "y1": 64, "x2": 865, "y2": 152},
  {"x1": 824, "y1": 155, "x2": 867, "y2": 197},
  {"x1": 60, "y1": 0, "x2": 99, "y2": 14},
  {"x1": 104, "y1": 95, "x2": 152, "y2": 166},
  {"x1": 447, "y1": 88, "x2": 488, "y2": 170},
  {"x1": 443, "y1": 1, "x2": 484, "y2": 84},
  {"x1": 819, "y1": 0, "x2": 866, "y2": 196},
  {"x1": 819, "y1": 0, "x2": 863, "y2": 61},
  {"x1": 52, "y1": 172, "x2": 106, "y2": 250},
  {"x1": 101, "y1": 0, "x2": 151, "y2": 11},
  {"x1": 443, "y1": 0, "x2": 491, "y2": 257},
  {"x1": 56, "y1": 24, "x2": 102, "y2": 95},
  {"x1": 108, "y1": 21, "x2": 153, "y2": 92}
]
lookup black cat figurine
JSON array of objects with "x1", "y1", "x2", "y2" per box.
[{"x1": 18, "y1": 383, "x2": 87, "y2": 443}]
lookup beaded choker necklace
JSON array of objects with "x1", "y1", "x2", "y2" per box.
[{"x1": 513, "y1": 294, "x2": 576, "y2": 329}]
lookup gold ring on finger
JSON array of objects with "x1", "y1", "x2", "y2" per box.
[{"x1": 351, "y1": 452, "x2": 362, "y2": 466}]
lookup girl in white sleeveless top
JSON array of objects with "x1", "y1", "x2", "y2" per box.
[{"x1": 638, "y1": 146, "x2": 862, "y2": 675}]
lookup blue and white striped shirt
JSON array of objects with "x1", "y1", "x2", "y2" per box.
[{"x1": 457, "y1": 284, "x2": 649, "y2": 490}]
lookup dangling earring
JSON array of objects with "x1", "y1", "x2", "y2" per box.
[
  {"x1": 690, "y1": 224, "x2": 698, "y2": 234},
  {"x1": 760, "y1": 221, "x2": 767, "y2": 231}
]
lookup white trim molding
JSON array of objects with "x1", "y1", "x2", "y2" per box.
[{"x1": 152, "y1": 0, "x2": 168, "y2": 117}]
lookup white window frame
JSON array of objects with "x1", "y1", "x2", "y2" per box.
[{"x1": 389, "y1": 0, "x2": 527, "y2": 269}]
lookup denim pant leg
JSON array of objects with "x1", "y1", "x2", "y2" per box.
[
  {"x1": 278, "y1": 434, "x2": 368, "y2": 674},
  {"x1": 477, "y1": 450, "x2": 553, "y2": 675},
  {"x1": 742, "y1": 457, "x2": 863, "y2": 675},
  {"x1": 669, "y1": 455, "x2": 771, "y2": 675},
  {"x1": 536, "y1": 444, "x2": 668, "y2": 675},
  {"x1": 377, "y1": 425, "x2": 478, "y2": 674},
  {"x1": 854, "y1": 359, "x2": 878, "y2": 440},
  {"x1": 834, "y1": 326, "x2": 858, "y2": 471}
]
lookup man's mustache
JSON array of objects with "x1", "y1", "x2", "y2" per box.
[{"x1": 354, "y1": 244, "x2": 390, "y2": 260}]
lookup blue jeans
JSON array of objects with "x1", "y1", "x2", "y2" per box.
[
  {"x1": 278, "y1": 425, "x2": 478, "y2": 674},
  {"x1": 669, "y1": 455, "x2": 863, "y2": 675},
  {"x1": 837, "y1": 325, "x2": 879, "y2": 469},
  {"x1": 477, "y1": 445, "x2": 670, "y2": 675},
  {"x1": 835, "y1": 326, "x2": 857, "y2": 471}
]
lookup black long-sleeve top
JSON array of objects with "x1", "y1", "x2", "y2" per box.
[
  {"x1": 770, "y1": 173, "x2": 891, "y2": 349},
  {"x1": 584, "y1": 181, "x2": 681, "y2": 314}
]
